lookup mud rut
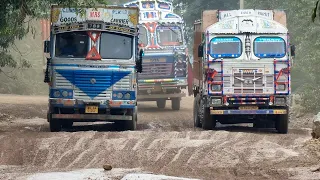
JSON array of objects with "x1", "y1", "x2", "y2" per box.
[{"x1": 0, "y1": 95, "x2": 319, "y2": 180}]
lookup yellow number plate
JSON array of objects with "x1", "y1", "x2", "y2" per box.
[
  {"x1": 239, "y1": 106, "x2": 259, "y2": 110},
  {"x1": 210, "y1": 110, "x2": 224, "y2": 115},
  {"x1": 273, "y1": 110, "x2": 287, "y2": 114},
  {"x1": 85, "y1": 106, "x2": 98, "y2": 114}
]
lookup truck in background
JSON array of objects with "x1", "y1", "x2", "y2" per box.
[
  {"x1": 192, "y1": 9, "x2": 295, "y2": 133},
  {"x1": 123, "y1": 0, "x2": 191, "y2": 110},
  {"x1": 43, "y1": 5, "x2": 143, "y2": 132}
]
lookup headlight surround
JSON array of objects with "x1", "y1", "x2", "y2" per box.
[
  {"x1": 275, "y1": 97, "x2": 286, "y2": 105},
  {"x1": 124, "y1": 93, "x2": 131, "y2": 99},
  {"x1": 117, "y1": 92, "x2": 123, "y2": 99},
  {"x1": 211, "y1": 98, "x2": 222, "y2": 105},
  {"x1": 211, "y1": 84, "x2": 221, "y2": 91},
  {"x1": 53, "y1": 90, "x2": 61, "y2": 98},
  {"x1": 276, "y1": 84, "x2": 286, "y2": 91},
  {"x1": 62, "y1": 90, "x2": 68, "y2": 97}
]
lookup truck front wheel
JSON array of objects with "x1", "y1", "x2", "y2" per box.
[
  {"x1": 156, "y1": 99, "x2": 166, "y2": 109},
  {"x1": 200, "y1": 99, "x2": 216, "y2": 130},
  {"x1": 49, "y1": 115, "x2": 62, "y2": 132},
  {"x1": 171, "y1": 98, "x2": 180, "y2": 110},
  {"x1": 276, "y1": 113, "x2": 289, "y2": 134},
  {"x1": 193, "y1": 95, "x2": 201, "y2": 128}
]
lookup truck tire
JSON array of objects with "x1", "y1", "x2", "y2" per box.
[
  {"x1": 61, "y1": 120, "x2": 73, "y2": 129},
  {"x1": 157, "y1": 99, "x2": 166, "y2": 109},
  {"x1": 200, "y1": 99, "x2": 216, "y2": 130},
  {"x1": 124, "y1": 106, "x2": 137, "y2": 131},
  {"x1": 171, "y1": 98, "x2": 180, "y2": 110},
  {"x1": 49, "y1": 115, "x2": 62, "y2": 132},
  {"x1": 193, "y1": 95, "x2": 201, "y2": 128},
  {"x1": 276, "y1": 113, "x2": 289, "y2": 134}
]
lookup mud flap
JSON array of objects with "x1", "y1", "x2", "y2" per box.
[{"x1": 187, "y1": 57, "x2": 193, "y2": 96}]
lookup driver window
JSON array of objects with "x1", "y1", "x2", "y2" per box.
[{"x1": 55, "y1": 31, "x2": 88, "y2": 58}]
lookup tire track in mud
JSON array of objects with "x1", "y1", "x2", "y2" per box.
[
  {"x1": 0, "y1": 129, "x2": 315, "y2": 179},
  {"x1": 0, "y1": 95, "x2": 319, "y2": 179}
]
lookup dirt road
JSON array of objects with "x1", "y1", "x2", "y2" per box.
[{"x1": 0, "y1": 94, "x2": 319, "y2": 180}]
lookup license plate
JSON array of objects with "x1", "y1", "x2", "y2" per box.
[
  {"x1": 239, "y1": 106, "x2": 258, "y2": 110},
  {"x1": 85, "y1": 106, "x2": 98, "y2": 113}
]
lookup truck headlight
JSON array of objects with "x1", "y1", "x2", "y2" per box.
[
  {"x1": 211, "y1": 84, "x2": 221, "y2": 91},
  {"x1": 276, "y1": 84, "x2": 286, "y2": 91},
  {"x1": 124, "y1": 93, "x2": 131, "y2": 99},
  {"x1": 275, "y1": 97, "x2": 286, "y2": 105},
  {"x1": 117, "y1": 92, "x2": 123, "y2": 99},
  {"x1": 211, "y1": 98, "x2": 222, "y2": 105},
  {"x1": 53, "y1": 90, "x2": 60, "y2": 98},
  {"x1": 62, "y1": 90, "x2": 68, "y2": 97}
]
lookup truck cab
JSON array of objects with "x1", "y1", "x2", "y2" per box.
[
  {"x1": 192, "y1": 9, "x2": 295, "y2": 133},
  {"x1": 43, "y1": 5, "x2": 142, "y2": 131}
]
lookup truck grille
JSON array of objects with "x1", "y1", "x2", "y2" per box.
[
  {"x1": 233, "y1": 73, "x2": 263, "y2": 94},
  {"x1": 139, "y1": 63, "x2": 173, "y2": 79},
  {"x1": 54, "y1": 69, "x2": 131, "y2": 100}
]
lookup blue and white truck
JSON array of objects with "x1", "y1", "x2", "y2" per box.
[{"x1": 43, "y1": 5, "x2": 143, "y2": 131}]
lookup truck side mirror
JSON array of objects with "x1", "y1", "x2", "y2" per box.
[
  {"x1": 136, "y1": 49, "x2": 143, "y2": 73},
  {"x1": 198, "y1": 44, "x2": 203, "y2": 58},
  {"x1": 44, "y1": 58, "x2": 51, "y2": 83},
  {"x1": 44, "y1": 40, "x2": 50, "y2": 53},
  {"x1": 290, "y1": 45, "x2": 295, "y2": 57}
]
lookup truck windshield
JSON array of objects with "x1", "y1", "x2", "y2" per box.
[
  {"x1": 156, "y1": 25, "x2": 183, "y2": 46},
  {"x1": 138, "y1": 26, "x2": 148, "y2": 47},
  {"x1": 210, "y1": 37, "x2": 242, "y2": 58},
  {"x1": 100, "y1": 32, "x2": 133, "y2": 59},
  {"x1": 55, "y1": 31, "x2": 89, "y2": 58},
  {"x1": 254, "y1": 37, "x2": 286, "y2": 58}
]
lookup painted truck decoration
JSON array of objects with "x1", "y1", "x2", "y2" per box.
[
  {"x1": 123, "y1": 0, "x2": 191, "y2": 110},
  {"x1": 43, "y1": 5, "x2": 143, "y2": 132},
  {"x1": 192, "y1": 9, "x2": 295, "y2": 133}
]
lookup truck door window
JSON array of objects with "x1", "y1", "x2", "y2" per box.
[
  {"x1": 254, "y1": 37, "x2": 286, "y2": 58},
  {"x1": 156, "y1": 25, "x2": 182, "y2": 46},
  {"x1": 55, "y1": 31, "x2": 88, "y2": 58},
  {"x1": 100, "y1": 32, "x2": 133, "y2": 59},
  {"x1": 210, "y1": 37, "x2": 242, "y2": 58},
  {"x1": 138, "y1": 26, "x2": 148, "y2": 47}
]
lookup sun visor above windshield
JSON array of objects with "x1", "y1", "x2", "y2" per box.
[{"x1": 206, "y1": 17, "x2": 288, "y2": 34}]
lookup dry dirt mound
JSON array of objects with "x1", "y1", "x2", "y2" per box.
[{"x1": 0, "y1": 95, "x2": 319, "y2": 180}]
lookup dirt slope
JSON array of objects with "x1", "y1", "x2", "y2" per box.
[{"x1": 0, "y1": 95, "x2": 319, "y2": 180}]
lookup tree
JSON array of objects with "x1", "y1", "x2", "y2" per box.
[{"x1": 0, "y1": 0, "x2": 109, "y2": 74}]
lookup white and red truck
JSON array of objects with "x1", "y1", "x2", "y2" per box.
[{"x1": 192, "y1": 9, "x2": 295, "y2": 133}]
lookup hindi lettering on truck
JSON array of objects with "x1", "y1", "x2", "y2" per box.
[
  {"x1": 192, "y1": 9, "x2": 295, "y2": 133},
  {"x1": 43, "y1": 5, "x2": 143, "y2": 132},
  {"x1": 123, "y1": 0, "x2": 192, "y2": 110}
]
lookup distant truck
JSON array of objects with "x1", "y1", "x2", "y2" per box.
[
  {"x1": 192, "y1": 9, "x2": 295, "y2": 133},
  {"x1": 43, "y1": 5, "x2": 143, "y2": 131},
  {"x1": 123, "y1": 0, "x2": 191, "y2": 110}
]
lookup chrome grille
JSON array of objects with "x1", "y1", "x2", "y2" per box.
[
  {"x1": 233, "y1": 73, "x2": 263, "y2": 94},
  {"x1": 139, "y1": 63, "x2": 173, "y2": 78}
]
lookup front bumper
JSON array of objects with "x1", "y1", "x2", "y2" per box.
[
  {"x1": 51, "y1": 114, "x2": 132, "y2": 121},
  {"x1": 138, "y1": 78, "x2": 188, "y2": 90},
  {"x1": 210, "y1": 109, "x2": 287, "y2": 115},
  {"x1": 49, "y1": 98, "x2": 136, "y2": 109}
]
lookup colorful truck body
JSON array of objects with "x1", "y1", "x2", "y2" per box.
[
  {"x1": 43, "y1": 5, "x2": 143, "y2": 131},
  {"x1": 123, "y1": 0, "x2": 190, "y2": 110},
  {"x1": 192, "y1": 9, "x2": 295, "y2": 133}
]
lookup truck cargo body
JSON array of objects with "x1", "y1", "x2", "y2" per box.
[
  {"x1": 124, "y1": 0, "x2": 190, "y2": 110},
  {"x1": 193, "y1": 9, "x2": 295, "y2": 133}
]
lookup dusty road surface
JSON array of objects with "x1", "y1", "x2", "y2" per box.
[{"x1": 0, "y1": 94, "x2": 319, "y2": 180}]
